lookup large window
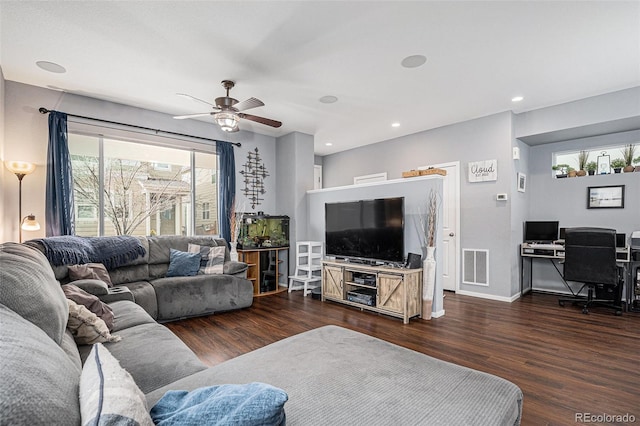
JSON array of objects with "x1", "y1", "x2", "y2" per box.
[{"x1": 69, "y1": 134, "x2": 218, "y2": 237}]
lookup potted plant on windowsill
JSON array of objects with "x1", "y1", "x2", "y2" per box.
[
  {"x1": 634, "y1": 155, "x2": 640, "y2": 172},
  {"x1": 586, "y1": 161, "x2": 597, "y2": 176},
  {"x1": 622, "y1": 144, "x2": 637, "y2": 172},
  {"x1": 552, "y1": 164, "x2": 572, "y2": 178},
  {"x1": 576, "y1": 151, "x2": 589, "y2": 176},
  {"x1": 611, "y1": 158, "x2": 626, "y2": 174}
]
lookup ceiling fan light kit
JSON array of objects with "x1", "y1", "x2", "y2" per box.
[{"x1": 174, "y1": 80, "x2": 282, "y2": 133}]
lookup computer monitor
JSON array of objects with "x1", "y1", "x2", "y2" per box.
[
  {"x1": 559, "y1": 227, "x2": 566, "y2": 240},
  {"x1": 524, "y1": 221, "x2": 559, "y2": 243},
  {"x1": 616, "y1": 233, "x2": 626, "y2": 248}
]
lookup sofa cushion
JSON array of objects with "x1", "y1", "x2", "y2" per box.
[
  {"x1": 0, "y1": 303, "x2": 81, "y2": 425},
  {"x1": 151, "y1": 275, "x2": 254, "y2": 322},
  {"x1": 0, "y1": 242, "x2": 68, "y2": 344},
  {"x1": 188, "y1": 243, "x2": 225, "y2": 274},
  {"x1": 166, "y1": 249, "x2": 201, "y2": 277},
  {"x1": 63, "y1": 283, "x2": 115, "y2": 330},
  {"x1": 119, "y1": 281, "x2": 159, "y2": 320},
  {"x1": 68, "y1": 262, "x2": 113, "y2": 286},
  {"x1": 108, "y1": 300, "x2": 156, "y2": 332},
  {"x1": 80, "y1": 343, "x2": 154, "y2": 426},
  {"x1": 66, "y1": 299, "x2": 122, "y2": 345},
  {"x1": 89, "y1": 323, "x2": 206, "y2": 394},
  {"x1": 72, "y1": 278, "x2": 109, "y2": 295},
  {"x1": 150, "y1": 383, "x2": 288, "y2": 426}
]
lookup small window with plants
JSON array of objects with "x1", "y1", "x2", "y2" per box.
[{"x1": 552, "y1": 144, "x2": 639, "y2": 178}]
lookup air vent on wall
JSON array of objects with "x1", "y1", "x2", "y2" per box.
[{"x1": 463, "y1": 249, "x2": 489, "y2": 286}]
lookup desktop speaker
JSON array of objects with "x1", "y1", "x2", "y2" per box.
[{"x1": 406, "y1": 253, "x2": 422, "y2": 269}]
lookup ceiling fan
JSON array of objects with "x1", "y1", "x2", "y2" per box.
[{"x1": 173, "y1": 80, "x2": 282, "y2": 133}]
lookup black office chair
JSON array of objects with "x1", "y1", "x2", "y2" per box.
[{"x1": 558, "y1": 227, "x2": 623, "y2": 315}]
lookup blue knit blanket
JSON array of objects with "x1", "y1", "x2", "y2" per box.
[{"x1": 30, "y1": 236, "x2": 146, "y2": 270}]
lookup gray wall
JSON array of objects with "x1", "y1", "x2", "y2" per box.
[
  {"x1": 276, "y1": 131, "x2": 315, "y2": 259},
  {"x1": 322, "y1": 112, "x2": 518, "y2": 300},
  {"x1": 515, "y1": 87, "x2": 640, "y2": 139},
  {"x1": 307, "y1": 175, "x2": 445, "y2": 314},
  {"x1": 2, "y1": 81, "x2": 280, "y2": 241}
]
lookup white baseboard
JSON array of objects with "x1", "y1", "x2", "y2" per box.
[{"x1": 456, "y1": 289, "x2": 520, "y2": 303}]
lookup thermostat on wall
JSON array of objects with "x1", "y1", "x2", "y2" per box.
[{"x1": 496, "y1": 193, "x2": 508, "y2": 201}]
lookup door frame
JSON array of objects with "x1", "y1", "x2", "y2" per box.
[{"x1": 419, "y1": 161, "x2": 461, "y2": 292}]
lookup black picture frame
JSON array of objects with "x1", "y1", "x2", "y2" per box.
[{"x1": 587, "y1": 185, "x2": 625, "y2": 209}]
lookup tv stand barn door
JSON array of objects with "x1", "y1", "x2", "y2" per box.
[{"x1": 321, "y1": 260, "x2": 422, "y2": 324}]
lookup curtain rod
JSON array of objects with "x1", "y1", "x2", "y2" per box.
[{"x1": 38, "y1": 107, "x2": 241, "y2": 148}]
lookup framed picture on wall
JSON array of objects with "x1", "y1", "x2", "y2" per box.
[
  {"x1": 517, "y1": 173, "x2": 526, "y2": 192},
  {"x1": 587, "y1": 185, "x2": 625, "y2": 209}
]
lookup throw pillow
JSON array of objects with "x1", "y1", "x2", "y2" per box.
[
  {"x1": 68, "y1": 262, "x2": 113, "y2": 287},
  {"x1": 80, "y1": 343, "x2": 153, "y2": 426},
  {"x1": 66, "y1": 299, "x2": 121, "y2": 345},
  {"x1": 188, "y1": 243, "x2": 226, "y2": 274},
  {"x1": 62, "y1": 284, "x2": 115, "y2": 331},
  {"x1": 166, "y1": 249, "x2": 201, "y2": 277},
  {"x1": 151, "y1": 382, "x2": 288, "y2": 426}
]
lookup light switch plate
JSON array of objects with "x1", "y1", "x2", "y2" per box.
[
  {"x1": 512, "y1": 147, "x2": 520, "y2": 160},
  {"x1": 496, "y1": 193, "x2": 508, "y2": 201}
]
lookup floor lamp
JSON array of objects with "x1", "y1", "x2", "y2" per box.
[{"x1": 4, "y1": 161, "x2": 39, "y2": 242}]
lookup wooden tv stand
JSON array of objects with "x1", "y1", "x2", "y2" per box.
[{"x1": 321, "y1": 260, "x2": 422, "y2": 324}]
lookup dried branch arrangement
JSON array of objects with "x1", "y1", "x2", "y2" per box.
[{"x1": 419, "y1": 190, "x2": 438, "y2": 248}]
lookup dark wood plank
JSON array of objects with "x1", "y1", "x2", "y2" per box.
[{"x1": 166, "y1": 291, "x2": 640, "y2": 426}]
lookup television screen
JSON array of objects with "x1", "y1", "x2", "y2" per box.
[
  {"x1": 325, "y1": 197, "x2": 404, "y2": 263},
  {"x1": 524, "y1": 221, "x2": 559, "y2": 243}
]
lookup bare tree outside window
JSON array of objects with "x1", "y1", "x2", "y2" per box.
[{"x1": 72, "y1": 156, "x2": 190, "y2": 236}]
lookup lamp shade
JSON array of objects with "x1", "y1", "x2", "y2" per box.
[
  {"x1": 21, "y1": 214, "x2": 41, "y2": 231},
  {"x1": 5, "y1": 161, "x2": 36, "y2": 176},
  {"x1": 214, "y1": 112, "x2": 239, "y2": 132}
]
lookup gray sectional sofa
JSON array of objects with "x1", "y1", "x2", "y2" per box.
[
  {"x1": 0, "y1": 241, "x2": 523, "y2": 425},
  {"x1": 27, "y1": 235, "x2": 254, "y2": 322}
]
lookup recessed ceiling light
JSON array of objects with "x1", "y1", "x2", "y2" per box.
[
  {"x1": 319, "y1": 95, "x2": 338, "y2": 104},
  {"x1": 511, "y1": 96, "x2": 524, "y2": 102},
  {"x1": 36, "y1": 61, "x2": 66, "y2": 73},
  {"x1": 401, "y1": 55, "x2": 427, "y2": 68},
  {"x1": 325, "y1": 142, "x2": 333, "y2": 146},
  {"x1": 391, "y1": 122, "x2": 400, "y2": 128}
]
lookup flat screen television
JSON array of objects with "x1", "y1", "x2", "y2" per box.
[
  {"x1": 325, "y1": 197, "x2": 404, "y2": 263},
  {"x1": 524, "y1": 221, "x2": 559, "y2": 243}
]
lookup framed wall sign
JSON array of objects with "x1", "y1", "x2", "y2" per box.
[
  {"x1": 517, "y1": 172, "x2": 526, "y2": 192},
  {"x1": 587, "y1": 185, "x2": 625, "y2": 209},
  {"x1": 596, "y1": 152, "x2": 610, "y2": 175},
  {"x1": 468, "y1": 159, "x2": 497, "y2": 182}
]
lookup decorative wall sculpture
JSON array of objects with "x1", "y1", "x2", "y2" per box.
[{"x1": 240, "y1": 147, "x2": 269, "y2": 209}]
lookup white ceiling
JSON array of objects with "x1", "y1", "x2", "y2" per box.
[{"x1": 1, "y1": 1, "x2": 639, "y2": 156}]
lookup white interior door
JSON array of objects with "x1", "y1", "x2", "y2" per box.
[
  {"x1": 313, "y1": 165, "x2": 323, "y2": 190},
  {"x1": 419, "y1": 162, "x2": 460, "y2": 292}
]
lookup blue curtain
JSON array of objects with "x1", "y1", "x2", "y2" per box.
[
  {"x1": 217, "y1": 141, "x2": 236, "y2": 244},
  {"x1": 45, "y1": 111, "x2": 75, "y2": 236}
]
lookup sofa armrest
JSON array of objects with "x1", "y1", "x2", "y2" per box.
[
  {"x1": 224, "y1": 261, "x2": 249, "y2": 277},
  {"x1": 72, "y1": 279, "x2": 109, "y2": 296},
  {"x1": 98, "y1": 286, "x2": 135, "y2": 303}
]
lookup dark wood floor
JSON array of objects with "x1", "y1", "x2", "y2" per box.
[{"x1": 166, "y1": 291, "x2": 640, "y2": 426}]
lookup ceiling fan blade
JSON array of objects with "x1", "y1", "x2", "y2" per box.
[
  {"x1": 233, "y1": 97, "x2": 264, "y2": 112},
  {"x1": 238, "y1": 113, "x2": 282, "y2": 128},
  {"x1": 177, "y1": 93, "x2": 218, "y2": 108},
  {"x1": 173, "y1": 112, "x2": 215, "y2": 120}
]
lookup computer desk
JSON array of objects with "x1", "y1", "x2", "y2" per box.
[{"x1": 520, "y1": 242, "x2": 631, "y2": 301}]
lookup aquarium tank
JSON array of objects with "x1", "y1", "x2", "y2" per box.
[{"x1": 237, "y1": 214, "x2": 290, "y2": 249}]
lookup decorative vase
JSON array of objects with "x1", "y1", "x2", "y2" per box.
[
  {"x1": 229, "y1": 241, "x2": 239, "y2": 262},
  {"x1": 576, "y1": 170, "x2": 586, "y2": 177},
  {"x1": 623, "y1": 165, "x2": 635, "y2": 173},
  {"x1": 422, "y1": 246, "x2": 436, "y2": 320}
]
